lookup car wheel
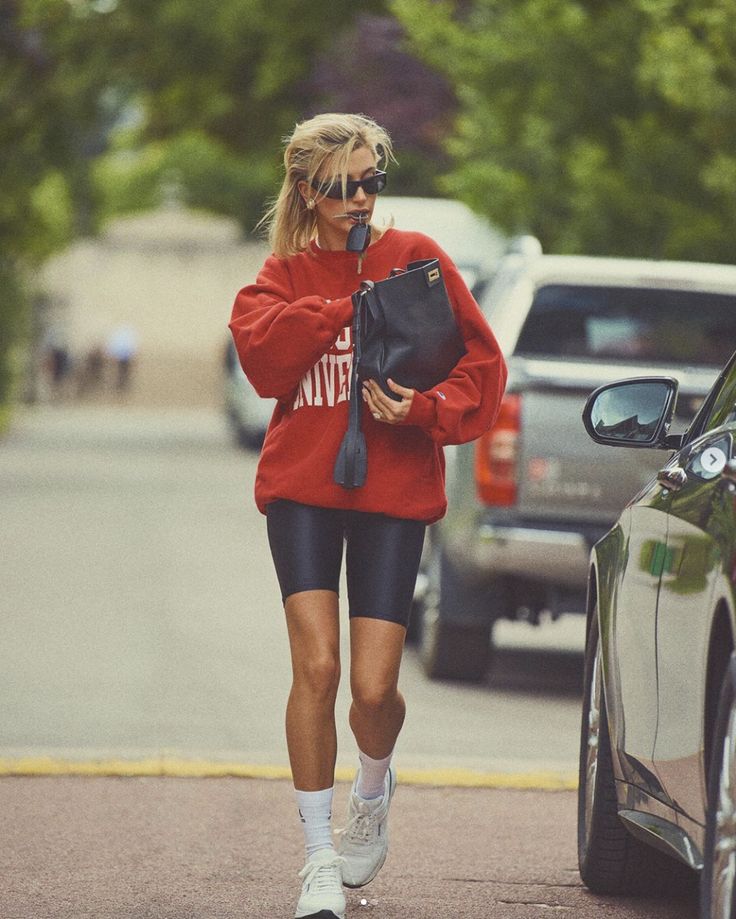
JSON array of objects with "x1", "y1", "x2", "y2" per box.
[
  {"x1": 237, "y1": 426, "x2": 263, "y2": 451},
  {"x1": 701, "y1": 658, "x2": 736, "y2": 919},
  {"x1": 405, "y1": 547, "x2": 431, "y2": 647},
  {"x1": 578, "y1": 609, "x2": 693, "y2": 894},
  {"x1": 419, "y1": 546, "x2": 491, "y2": 682},
  {"x1": 227, "y1": 417, "x2": 263, "y2": 451},
  {"x1": 404, "y1": 595, "x2": 423, "y2": 647}
]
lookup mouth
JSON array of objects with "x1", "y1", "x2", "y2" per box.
[{"x1": 331, "y1": 209, "x2": 372, "y2": 224}]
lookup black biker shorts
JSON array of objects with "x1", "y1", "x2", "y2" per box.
[{"x1": 265, "y1": 499, "x2": 426, "y2": 628}]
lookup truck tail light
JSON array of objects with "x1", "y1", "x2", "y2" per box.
[{"x1": 474, "y1": 393, "x2": 521, "y2": 507}]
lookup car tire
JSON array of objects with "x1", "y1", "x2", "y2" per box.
[
  {"x1": 701, "y1": 657, "x2": 736, "y2": 919},
  {"x1": 235, "y1": 424, "x2": 263, "y2": 451},
  {"x1": 578, "y1": 609, "x2": 693, "y2": 895},
  {"x1": 404, "y1": 554, "x2": 429, "y2": 648},
  {"x1": 419, "y1": 546, "x2": 491, "y2": 682},
  {"x1": 404, "y1": 596, "x2": 423, "y2": 647},
  {"x1": 226, "y1": 413, "x2": 263, "y2": 451}
]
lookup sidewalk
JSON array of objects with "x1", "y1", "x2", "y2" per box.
[{"x1": 1, "y1": 776, "x2": 696, "y2": 919}]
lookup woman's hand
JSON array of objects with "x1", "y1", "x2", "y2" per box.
[{"x1": 362, "y1": 378, "x2": 414, "y2": 424}]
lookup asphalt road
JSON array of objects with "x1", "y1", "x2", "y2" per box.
[
  {"x1": 1, "y1": 777, "x2": 698, "y2": 919},
  {"x1": 0, "y1": 405, "x2": 699, "y2": 918},
  {"x1": 1, "y1": 404, "x2": 584, "y2": 778}
]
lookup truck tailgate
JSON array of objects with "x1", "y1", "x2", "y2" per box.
[{"x1": 511, "y1": 358, "x2": 718, "y2": 525}]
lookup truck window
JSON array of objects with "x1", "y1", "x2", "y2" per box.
[{"x1": 515, "y1": 285, "x2": 736, "y2": 367}]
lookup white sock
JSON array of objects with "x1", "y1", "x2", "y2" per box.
[
  {"x1": 295, "y1": 787, "x2": 334, "y2": 858},
  {"x1": 356, "y1": 749, "x2": 393, "y2": 800}
]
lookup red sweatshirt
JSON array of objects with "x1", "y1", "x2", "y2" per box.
[{"x1": 229, "y1": 228, "x2": 507, "y2": 523}]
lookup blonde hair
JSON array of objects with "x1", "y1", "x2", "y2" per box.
[{"x1": 261, "y1": 113, "x2": 394, "y2": 258}]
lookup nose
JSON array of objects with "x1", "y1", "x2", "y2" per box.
[{"x1": 351, "y1": 186, "x2": 368, "y2": 204}]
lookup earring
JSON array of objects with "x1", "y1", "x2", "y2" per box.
[{"x1": 306, "y1": 198, "x2": 315, "y2": 210}]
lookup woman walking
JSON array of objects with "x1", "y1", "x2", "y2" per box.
[{"x1": 229, "y1": 113, "x2": 507, "y2": 919}]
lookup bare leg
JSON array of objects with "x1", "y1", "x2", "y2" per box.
[
  {"x1": 284, "y1": 589, "x2": 341, "y2": 791},
  {"x1": 348, "y1": 617, "x2": 407, "y2": 759}
]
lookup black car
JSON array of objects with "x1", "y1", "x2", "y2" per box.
[{"x1": 578, "y1": 352, "x2": 736, "y2": 916}]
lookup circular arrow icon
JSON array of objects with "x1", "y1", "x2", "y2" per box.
[{"x1": 700, "y1": 446, "x2": 727, "y2": 475}]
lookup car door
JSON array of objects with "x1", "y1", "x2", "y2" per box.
[
  {"x1": 654, "y1": 356, "x2": 736, "y2": 824},
  {"x1": 608, "y1": 480, "x2": 671, "y2": 789}
]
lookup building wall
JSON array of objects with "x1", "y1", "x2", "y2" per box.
[{"x1": 40, "y1": 207, "x2": 269, "y2": 407}]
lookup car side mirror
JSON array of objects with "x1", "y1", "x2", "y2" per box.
[{"x1": 582, "y1": 377, "x2": 680, "y2": 449}]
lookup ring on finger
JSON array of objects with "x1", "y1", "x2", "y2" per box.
[{"x1": 372, "y1": 412, "x2": 382, "y2": 421}]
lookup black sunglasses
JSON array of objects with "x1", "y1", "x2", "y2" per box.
[{"x1": 311, "y1": 170, "x2": 387, "y2": 200}]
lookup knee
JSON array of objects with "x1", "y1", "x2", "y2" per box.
[
  {"x1": 351, "y1": 680, "x2": 398, "y2": 716},
  {"x1": 294, "y1": 654, "x2": 341, "y2": 702}
]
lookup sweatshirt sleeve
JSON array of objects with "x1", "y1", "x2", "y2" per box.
[
  {"x1": 228, "y1": 255, "x2": 354, "y2": 400},
  {"x1": 401, "y1": 240, "x2": 508, "y2": 446}
]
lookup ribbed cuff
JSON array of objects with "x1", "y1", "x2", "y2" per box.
[{"x1": 403, "y1": 390, "x2": 437, "y2": 429}]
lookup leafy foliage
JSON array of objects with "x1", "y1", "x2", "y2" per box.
[
  {"x1": 90, "y1": 0, "x2": 387, "y2": 228},
  {"x1": 392, "y1": 0, "x2": 736, "y2": 261},
  {"x1": 307, "y1": 14, "x2": 456, "y2": 195},
  {"x1": 0, "y1": 0, "x2": 110, "y2": 418},
  {"x1": 4, "y1": 0, "x2": 735, "y2": 423},
  {"x1": 1, "y1": 0, "x2": 394, "y2": 415},
  {"x1": 93, "y1": 8, "x2": 457, "y2": 225}
]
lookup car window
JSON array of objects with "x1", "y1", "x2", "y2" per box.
[{"x1": 515, "y1": 284, "x2": 736, "y2": 366}]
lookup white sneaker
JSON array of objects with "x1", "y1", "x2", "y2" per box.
[
  {"x1": 295, "y1": 848, "x2": 346, "y2": 919},
  {"x1": 337, "y1": 765, "x2": 396, "y2": 889}
]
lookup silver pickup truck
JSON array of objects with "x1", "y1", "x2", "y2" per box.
[{"x1": 413, "y1": 242, "x2": 736, "y2": 682}]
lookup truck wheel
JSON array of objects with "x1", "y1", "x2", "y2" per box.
[
  {"x1": 404, "y1": 560, "x2": 429, "y2": 648},
  {"x1": 404, "y1": 597, "x2": 423, "y2": 647},
  {"x1": 419, "y1": 548, "x2": 491, "y2": 682},
  {"x1": 578, "y1": 610, "x2": 694, "y2": 894},
  {"x1": 228, "y1": 417, "x2": 263, "y2": 451},
  {"x1": 237, "y1": 426, "x2": 263, "y2": 451},
  {"x1": 701, "y1": 657, "x2": 736, "y2": 919}
]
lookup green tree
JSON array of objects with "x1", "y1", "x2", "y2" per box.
[
  {"x1": 308, "y1": 13, "x2": 457, "y2": 196},
  {"x1": 1, "y1": 0, "x2": 390, "y2": 422},
  {"x1": 392, "y1": 0, "x2": 736, "y2": 261},
  {"x1": 91, "y1": 0, "x2": 387, "y2": 231},
  {"x1": 0, "y1": 0, "x2": 113, "y2": 423}
]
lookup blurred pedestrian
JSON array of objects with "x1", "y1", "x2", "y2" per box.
[
  {"x1": 229, "y1": 113, "x2": 507, "y2": 919},
  {"x1": 76, "y1": 343, "x2": 106, "y2": 397},
  {"x1": 105, "y1": 325, "x2": 138, "y2": 392},
  {"x1": 41, "y1": 322, "x2": 72, "y2": 400}
]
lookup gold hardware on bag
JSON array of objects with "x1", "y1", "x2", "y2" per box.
[{"x1": 427, "y1": 268, "x2": 440, "y2": 283}]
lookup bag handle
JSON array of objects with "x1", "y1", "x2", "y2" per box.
[
  {"x1": 361, "y1": 283, "x2": 385, "y2": 342},
  {"x1": 333, "y1": 286, "x2": 369, "y2": 488}
]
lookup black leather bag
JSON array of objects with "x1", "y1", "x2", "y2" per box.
[
  {"x1": 357, "y1": 258, "x2": 466, "y2": 400},
  {"x1": 334, "y1": 258, "x2": 467, "y2": 489}
]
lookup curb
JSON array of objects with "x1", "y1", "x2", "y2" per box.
[{"x1": 0, "y1": 757, "x2": 577, "y2": 790}]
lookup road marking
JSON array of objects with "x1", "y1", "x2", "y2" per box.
[{"x1": 0, "y1": 757, "x2": 577, "y2": 790}]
